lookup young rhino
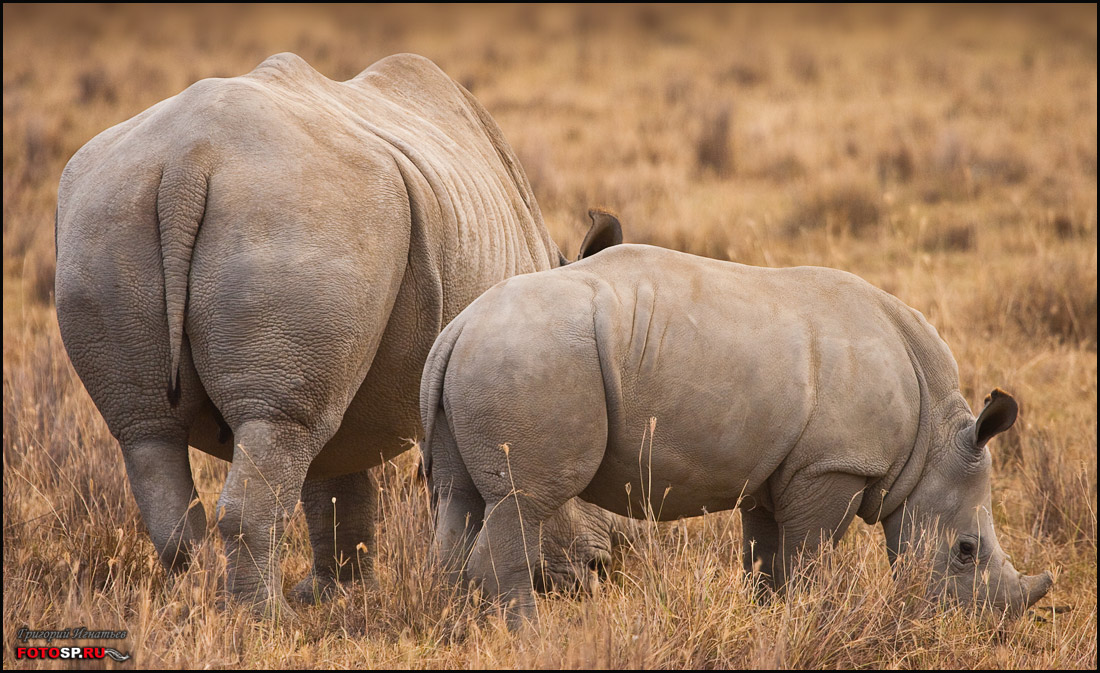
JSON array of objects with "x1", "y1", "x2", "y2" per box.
[{"x1": 420, "y1": 243, "x2": 1053, "y2": 625}]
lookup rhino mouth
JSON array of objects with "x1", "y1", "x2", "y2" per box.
[{"x1": 937, "y1": 566, "x2": 1055, "y2": 616}]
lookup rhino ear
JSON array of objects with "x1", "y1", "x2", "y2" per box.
[
  {"x1": 973, "y1": 388, "x2": 1018, "y2": 448},
  {"x1": 577, "y1": 208, "x2": 623, "y2": 260}
]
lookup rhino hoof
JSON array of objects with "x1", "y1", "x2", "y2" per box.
[
  {"x1": 290, "y1": 575, "x2": 340, "y2": 605},
  {"x1": 247, "y1": 593, "x2": 300, "y2": 624}
]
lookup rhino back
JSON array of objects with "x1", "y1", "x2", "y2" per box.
[
  {"x1": 348, "y1": 53, "x2": 559, "y2": 312},
  {"x1": 543, "y1": 246, "x2": 938, "y2": 519},
  {"x1": 56, "y1": 52, "x2": 560, "y2": 474}
]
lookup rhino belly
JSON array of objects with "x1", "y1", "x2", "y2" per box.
[{"x1": 578, "y1": 432, "x2": 768, "y2": 521}]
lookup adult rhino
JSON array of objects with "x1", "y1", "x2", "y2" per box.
[
  {"x1": 421, "y1": 244, "x2": 1054, "y2": 626},
  {"x1": 55, "y1": 52, "x2": 627, "y2": 616}
]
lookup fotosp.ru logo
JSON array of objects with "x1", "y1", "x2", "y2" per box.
[{"x1": 14, "y1": 626, "x2": 131, "y2": 662}]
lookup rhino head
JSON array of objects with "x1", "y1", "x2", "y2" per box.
[{"x1": 882, "y1": 388, "x2": 1053, "y2": 616}]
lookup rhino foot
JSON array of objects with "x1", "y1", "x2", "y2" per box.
[
  {"x1": 227, "y1": 589, "x2": 300, "y2": 623},
  {"x1": 290, "y1": 573, "x2": 345, "y2": 605},
  {"x1": 290, "y1": 570, "x2": 377, "y2": 605},
  {"x1": 261, "y1": 595, "x2": 300, "y2": 624},
  {"x1": 292, "y1": 571, "x2": 338, "y2": 602}
]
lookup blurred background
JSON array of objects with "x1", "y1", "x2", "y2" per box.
[
  {"x1": 5, "y1": 4, "x2": 1097, "y2": 345},
  {"x1": 3, "y1": 4, "x2": 1095, "y2": 668}
]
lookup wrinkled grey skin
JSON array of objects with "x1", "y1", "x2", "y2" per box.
[
  {"x1": 55, "y1": 52, "x2": 629, "y2": 617},
  {"x1": 421, "y1": 243, "x2": 1053, "y2": 626}
]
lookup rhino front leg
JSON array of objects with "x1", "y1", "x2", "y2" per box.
[
  {"x1": 217, "y1": 419, "x2": 317, "y2": 619},
  {"x1": 772, "y1": 471, "x2": 867, "y2": 589},
  {"x1": 121, "y1": 425, "x2": 207, "y2": 571},
  {"x1": 740, "y1": 503, "x2": 783, "y2": 592},
  {"x1": 291, "y1": 468, "x2": 378, "y2": 604}
]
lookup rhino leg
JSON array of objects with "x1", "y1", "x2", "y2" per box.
[
  {"x1": 428, "y1": 412, "x2": 619, "y2": 598},
  {"x1": 434, "y1": 486, "x2": 485, "y2": 587},
  {"x1": 467, "y1": 494, "x2": 549, "y2": 629},
  {"x1": 290, "y1": 468, "x2": 378, "y2": 604},
  {"x1": 740, "y1": 503, "x2": 783, "y2": 593},
  {"x1": 217, "y1": 419, "x2": 319, "y2": 619},
  {"x1": 442, "y1": 313, "x2": 608, "y2": 628},
  {"x1": 534, "y1": 498, "x2": 624, "y2": 595},
  {"x1": 121, "y1": 426, "x2": 206, "y2": 571},
  {"x1": 772, "y1": 471, "x2": 867, "y2": 588},
  {"x1": 428, "y1": 409, "x2": 485, "y2": 586}
]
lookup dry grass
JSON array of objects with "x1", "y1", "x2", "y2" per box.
[{"x1": 3, "y1": 3, "x2": 1096, "y2": 669}]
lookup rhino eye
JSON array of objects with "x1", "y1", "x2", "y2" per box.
[{"x1": 956, "y1": 539, "x2": 977, "y2": 561}]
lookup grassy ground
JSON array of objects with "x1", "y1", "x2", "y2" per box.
[{"x1": 3, "y1": 4, "x2": 1096, "y2": 668}]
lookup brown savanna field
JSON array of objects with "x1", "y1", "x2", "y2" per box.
[{"x1": 3, "y1": 4, "x2": 1096, "y2": 668}]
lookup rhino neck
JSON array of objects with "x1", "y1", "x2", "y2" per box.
[{"x1": 858, "y1": 297, "x2": 962, "y2": 524}]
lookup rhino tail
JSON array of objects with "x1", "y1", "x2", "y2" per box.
[
  {"x1": 418, "y1": 317, "x2": 466, "y2": 485},
  {"x1": 156, "y1": 161, "x2": 209, "y2": 407}
]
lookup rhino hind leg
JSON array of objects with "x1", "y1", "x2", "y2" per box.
[
  {"x1": 121, "y1": 427, "x2": 207, "y2": 571},
  {"x1": 290, "y1": 468, "x2": 378, "y2": 604},
  {"x1": 427, "y1": 406, "x2": 486, "y2": 587},
  {"x1": 466, "y1": 494, "x2": 551, "y2": 629},
  {"x1": 430, "y1": 432, "x2": 613, "y2": 600},
  {"x1": 443, "y1": 315, "x2": 610, "y2": 627},
  {"x1": 216, "y1": 419, "x2": 321, "y2": 619},
  {"x1": 458, "y1": 440, "x2": 600, "y2": 627},
  {"x1": 433, "y1": 486, "x2": 485, "y2": 587}
]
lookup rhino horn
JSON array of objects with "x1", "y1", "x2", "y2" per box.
[{"x1": 1021, "y1": 570, "x2": 1054, "y2": 609}]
